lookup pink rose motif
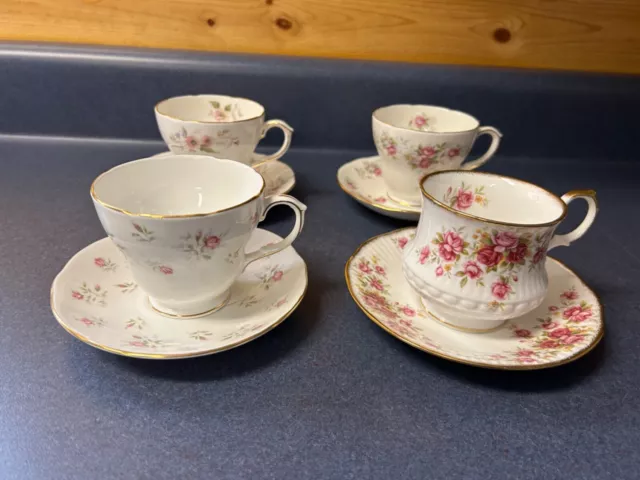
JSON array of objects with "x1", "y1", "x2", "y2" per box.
[
  {"x1": 358, "y1": 261, "x2": 372, "y2": 273},
  {"x1": 275, "y1": 298, "x2": 288, "y2": 308},
  {"x1": 463, "y1": 261, "x2": 482, "y2": 279},
  {"x1": 438, "y1": 231, "x2": 464, "y2": 262},
  {"x1": 420, "y1": 146, "x2": 436, "y2": 158},
  {"x1": 373, "y1": 167, "x2": 382, "y2": 176},
  {"x1": 204, "y1": 235, "x2": 221, "y2": 249},
  {"x1": 491, "y1": 279, "x2": 512, "y2": 300},
  {"x1": 397, "y1": 237, "x2": 408, "y2": 249},
  {"x1": 493, "y1": 232, "x2": 519, "y2": 251},
  {"x1": 214, "y1": 110, "x2": 226, "y2": 121},
  {"x1": 386, "y1": 145, "x2": 397, "y2": 156},
  {"x1": 533, "y1": 247, "x2": 546, "y2": 265},
  {"x1": 562, "y1": 305, "x2": 592, "y2": 322},
  {"x1": 562, "y1": 335, "x2": 583, "y2": 345},
  {"x1": 94, "y1": 284, "x2": 101, "y2": 291},
  {"x1": 419, "y1": 246, "x2": 430, "y2": 264},
  {"x1": 548, "y1": 306, "x2": 558, "y2": 312},
  {"x1": 401, "y1": 306, "x2": 416, "y2": 317},
  {"x1": 159, "y1": 266, "x2": 173, "y2": 275},
  {"x1": 517, "y1": 350, "x2": 534, "y2": 357},
  {"x1": 507, "y1": 243, "x2": 529, "y2": 264},
  {"x1": 130, "y1": 341, "x2": 146, "y2": 348},
  {"x1": 561, "y1": 290, "x2": 579, "y2": 300},
  {"x1": 540, "y1": 340, "x2": 558, "y2": 349},
  {"x1": 447, "y1": 147, "x2": 461, "y2": 158},
  {"x1": 519, "y1": 357, "x2": 536, "y2": 364},
  {"x1": 414, "y1": 115, "x2": 427, "y2": 128},
  {"x1": 374, "y1": 196, "x2": 387, "y2": 203},
  {"x1": 399, "y1": 319, "x2": 412, "y2": 327},
  {"x1": 375, "y1": 266, "x2": 386, "y2": 276},
  {"x1": 435, "y1": 266, "x2": 444, "y2": 277},
  {"x1": 456, "y1": 189, "x2": 474, "y2": 210},
  {"x1": 272, "y1": 270, "x2": 284, "y2": 282},
  {"x1": 94, "y1": 257, "x2": 106, "y2": 267},
  {"x1": 514, "y1": 329, "x2": 531, "y2": 338},
  {"x1": 370, "y1": 278, "x2": 384, "y2": 291},
  {"x1": 80, "y1": 318, "x2": 93, "y2": 326},
  {"x1": 418, "y1": 157, "x2": 432, "y2": 169},
  {"x1": 185, "y1": 136, "x2": 198, "y2": 151},
  {"x1": 72, "y1": 291, "x2": 83, "y2": 300},
  {"x1": 200, "y1": 135, "x2": 212, "y2": 147},
  {"x1": 542, "y1": 321, "x2": 558, "y2": 330},
  {"x1": 476, "y1": 246, "x2": 501, "y2": 267},
  {"x1": 549, "y1": 327, "x2": 571, "y2": 339},
  {"x1": 512, "y1": 275, "x2": 518, "y2": 282}
]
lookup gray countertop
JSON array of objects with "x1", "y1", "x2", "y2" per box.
[{"x1": 1, "y1": 135, "x2": 639, "y2": 479}]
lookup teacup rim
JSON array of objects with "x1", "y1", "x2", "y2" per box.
[
  {"x1": 419, "y1": 170, "x2": 569, "y2": 228},
  {"x1": 90, "y1": 154, "x2": 266, "y2": 219},
  {"x1": 155, "y1": 94, "x2": 266, "y2": 124},
  {"x1": 372, "y1": 104, "x2": 480, "y2": 135}
]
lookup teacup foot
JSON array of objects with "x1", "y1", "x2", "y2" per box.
[
  {"x1": 386, "y1": 191, "x2": 421, "y2": 208},
  {"x1": 149, "y1": 291, "x2": 231, "y2": 319},
  {"x1": 419, "y1": 297, "x2": 506, "y2": 333}
]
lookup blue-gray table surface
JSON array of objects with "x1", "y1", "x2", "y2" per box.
[{"x1": 0, "y1": 135, "x2": 639, "y2": 479}]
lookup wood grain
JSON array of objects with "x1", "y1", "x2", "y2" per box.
[{"x1": 1, "y1": 0, "x2": 639, "y2": 74}]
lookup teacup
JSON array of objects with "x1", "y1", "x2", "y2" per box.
[
  {"x1": 155, "y1": 95, "x2": 293, "y2": 167},
  {"x1": 402, "y1": 170, "x2": 597, "y2": 332},
  {"x1": 372, "y1": 105, "x2": 502, "y2": 206},
  {"x1": 91, "y1": 154, "x2": 306, "y2": 318}
]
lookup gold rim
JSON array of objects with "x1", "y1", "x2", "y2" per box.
[
  {"x1": 90, "y1": 157, "x2": 266, "y2": 219},
  {"x1": 373, "y1": 105, "x2": 480, "y2": 135},
  {"x1": 344, "y1": 227, "x2": 605, "y2": 371},
  {"x1": 155, "y1": 95, "x2": 265, "y2": 124},
  {"x1": 419, "y1": 170, "x2": 575, "y2": 228},
  {"x1": 336, "y1": 161, "x2": 420, "y2": 215},
  {"x1": 50, "y1": 265, "x2": 308, "y2": 360}
]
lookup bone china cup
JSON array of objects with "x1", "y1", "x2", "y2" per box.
[
  {"x1": 155, "y1": 95, "x2": 293, "y2": 167},
  {"x1": 372, "y1": 105, "x2": 502, "y2": 206},
  {"x1": 91, "y1": 154, "x2": 306, "y2": 318},
  {"x1": 402, "y1": 170, "x2": 597, "y2": 332}
]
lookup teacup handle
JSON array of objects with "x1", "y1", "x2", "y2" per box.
[
  {"x1": 461, "y1": 126, "x2": 503, "y2": 171},
  {"x1": 252, "y1": 120, "x2": 294, "y2": 168},
  {"x1": 243, "y1": 194, "x2": 307, "y2": 269},
  {"x1": 548, "y1": 190, "x2": 598, "y2": 250}
]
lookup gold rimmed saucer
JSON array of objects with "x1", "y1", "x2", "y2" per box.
[
  {"x1": 50, "y1": 229, "x2": 307, "y2": 359},
  {"x1": 337, "y1": 156, "x2": 420, "y2": 221},
  {"x1": 345, "y1": 227, "x2": 604, "y2": 370}
]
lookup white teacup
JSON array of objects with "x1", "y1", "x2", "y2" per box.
[
  {"x1": 155, "y1": 95, "x2": 293, "y2": 167},
  {"x1": 402, "y1": 170, "x2": 597, "y2": 332},
  {"x1": 91, "y1": 154, "x2": 306, "y2": 318},
  {"x1": 372, "y1": 105, "x2": 502, "y2": 206}
]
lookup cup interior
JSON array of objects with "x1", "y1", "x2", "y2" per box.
[
  {"x1": 421, "y1": 171, "x2": 566, "y2": 225},
  {"x1": 155, "y1": 95, "x2": 264, "y2": 123},
  {"x1": 92, "y1": 155, "x2": 264, "y2": 216},
  {"x1": 374, "y1": 105, "x2": 479, "y2": 133}
]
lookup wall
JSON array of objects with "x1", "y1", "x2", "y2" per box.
[{"x1": 1, "y1": 0, "x2": 639, "y2": 74}]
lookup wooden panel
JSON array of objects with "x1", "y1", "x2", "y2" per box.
[{"x1": 1, "y1": 0, "x2": 639, "y2": 74}]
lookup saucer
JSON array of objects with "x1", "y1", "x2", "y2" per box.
[
  {"x1": 337, "y1": 155, "x2": 420, "y2": 221},
  {"x1": 151, "y1": 151, "x2": 295, "y2": 196},
  {"x1": 51, "y1": 229, "x2": 307, "y2": 359},
  {"x1": 345, "y1": 227, "x2": 603, "y2": 370}
]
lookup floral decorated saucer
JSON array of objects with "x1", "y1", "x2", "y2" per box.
[
  {"x1": 51, "y1": 229, "x2": 307, "y2": 359},
  {"x1": 337, "y1": 155, "x2": 420, "y2": 221},
  {"x1": 345, "y1": 227, "x2": 603, "y2": 370},
  {"x1": 152, "y1": 152, "x2": 295, "y2": 196}
]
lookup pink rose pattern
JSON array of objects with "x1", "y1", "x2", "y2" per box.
[
  {"x1": 351, "y1": 234, "x2": 599, "y2": 367},
  {"x1": 377, "y1": 132, "x2": 465, "y2": 171},
  {"x1": 442, "y1": 182, "x2": 489, "y2": 211},
  {"x1": 94, "y1": 257, "x2": 117, "y2": 272},
  {"x1": 408, "y1": 114, "x2": 430, "y2": 130},
  {"x1": 415, "y1": 225, "x2": 552, "y2": 306},
  {"x1": 354, "y1": 160, "x2": 383, "y2": 180},
  {"x1": 167, "y1": 126, "x2": 240, "y2": 155},
  {"x1": 176, "y1": 229, "x2": 227, "y2": 260}
]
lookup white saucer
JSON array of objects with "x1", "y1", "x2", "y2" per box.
[
  {"x1": 151, "y1": 151, "x2": 295, "y2": 196},
  {"x1": 346, "y1": 227, "x2": 603, "y2": 370},
  {"x1": 337, "y1": 156, "x2": 420, "y2": 221},
  {"x1": 51, "y1": 229, "x2": 307, "y2": 359}
]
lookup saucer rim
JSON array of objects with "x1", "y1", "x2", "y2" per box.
[
  {"x1": 50, "y1": 234, "x2": 308, "y2": 360},
  {"x1": 336, "y1": 156, "x2": 421, "y2": 215},
  {"x1": 345, "y1": 227, "x2": 604, "y2": 371}
]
